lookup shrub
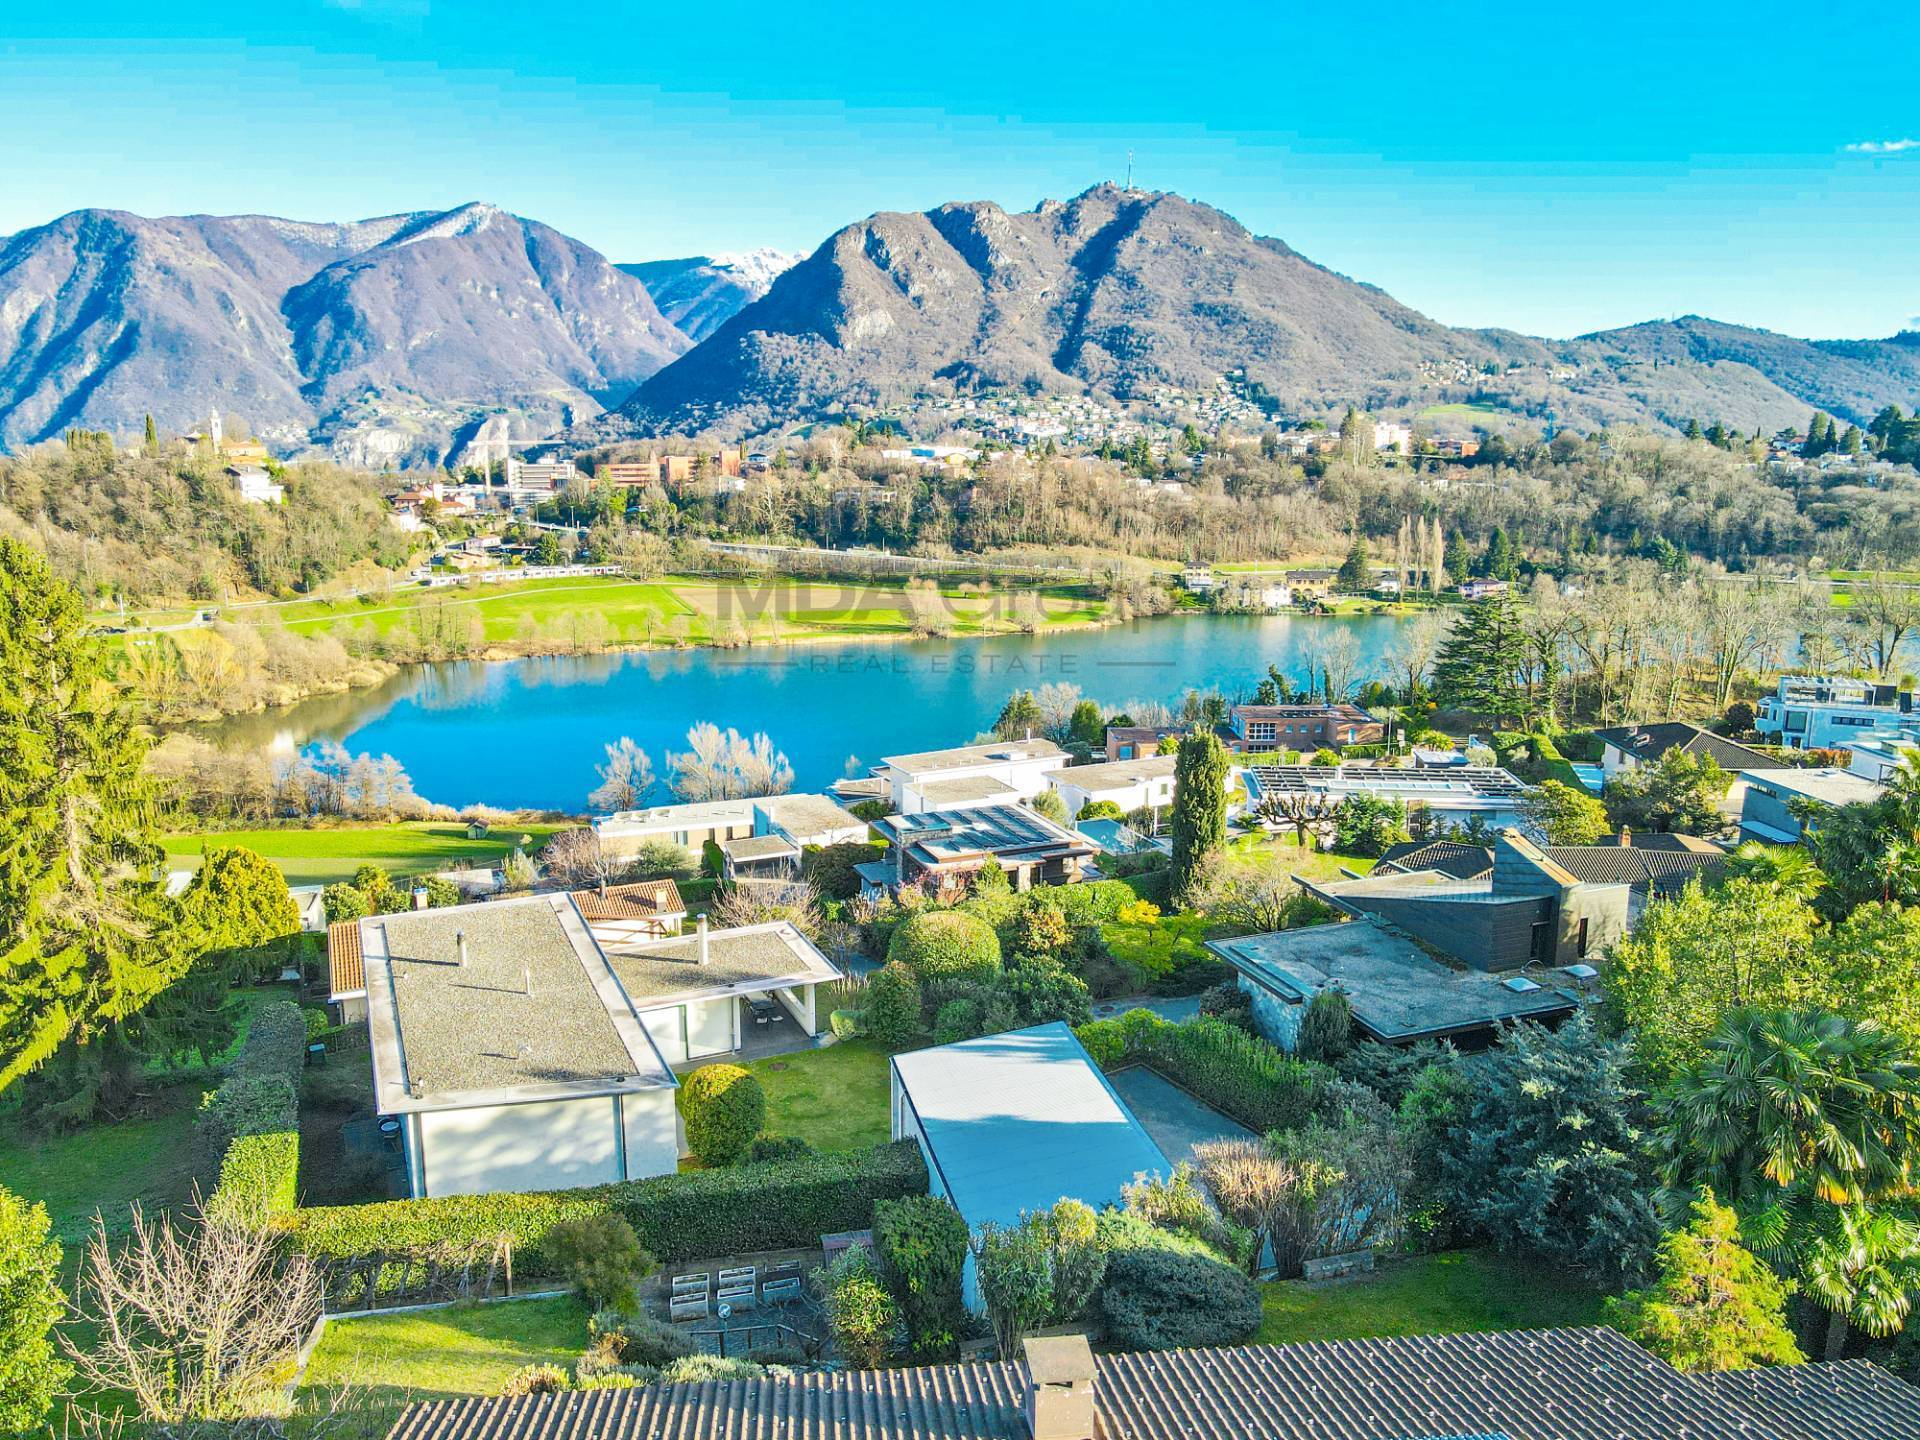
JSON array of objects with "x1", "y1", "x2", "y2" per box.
[
  {"x1": 635, "y1": 838, "x2": 697, "y2": 879},
  {"x1": 863, "y1": 962, "x2": 924, "y2": 1047},
  {"x1": 1296, "y1": 990, "x2": 1355, "y2": 1064},
  {"x1": 283, "y1": 1141, "x2": 928, "y2": 1302},
  {"x1": 1099, "y1": 1246, "x2": 1262, "y2": 1351},
  {"x1": 662, "y1": 1354, "x2": 785, "y2": 1383},
  {"x1": 680, "y1": 1065, "x2": 766, "y2": 1166},
  {"x1": 1077, "y1": 1013, "x2": 1328, "y2": 1134},
  {"x1": 499, "y1": 1363, "x2": 570, "y2": 1397},
  {"x1": 747, "y1": 1135, "x2": 814, "y2": 1162},
  {"x1": 200, "y1": 1001, "x2": 306, "y2": 1223},
  {"x1": 1078, "y1": 800, "x2": 1124, "y2": 821},
  {"x1": 546, "y1": 1213, "x2": 656, "y2": 1310},
  {"x1": 873, "y1": 1195, "x2": 970, "y2": 1359},
  {"x1": 828, "y1": 1008, "x2": 864, "y2": 1040},
  {"x1": 803, "y1": 842, "x2": 886, "y2": 900},
  {"x1": 0, "y1": 1186, "x2": 68, "y2": 1432},
  {"x1": 815, "y1": 1244, "x2": 897, "y2": 1370},
  {"x1": 589, "y1": 1307, "x2": 695, "y2": 1367},
  {"x1": 887, "y1": 911, "x2": 1002, "y2": 984},
  {"x1": 933, "y1": 998, "x2": 984, "y2": 1045},
  {"x1": 301, "y1": 1007, "x2": 330, "y2": 1042}
]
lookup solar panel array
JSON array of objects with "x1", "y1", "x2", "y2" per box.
[
  {"x1": 894, "y1": 805, "x2": 1082, "y2": 862},
  {"x1": 1247, "y1": 764, "x2": 1528, "y2": 799}
]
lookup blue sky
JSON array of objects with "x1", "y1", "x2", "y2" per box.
[{"x1": 5, "y1": 0, "x2": 1918, "y2": 339}]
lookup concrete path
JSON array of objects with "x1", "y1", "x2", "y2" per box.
[{"x1": 1106, "y1": 1065, "x2": 1254, "y2": 1168}]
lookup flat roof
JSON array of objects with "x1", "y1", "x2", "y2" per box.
[
  {"x1": 365, "y1": 894, "x2": 674, "y2": 1114},
  {"x1": 1209, "y1": 918, "x2": 1576, "y2": 1043},
  {"x1": 604, "y1": 921, "x2": 839, "y2": 1010},
  {"x1": 1052, "y1": 754, "x2": 1177, "y2": 790},
  {"x1": 882, "y1": 738, "x2": 1065, "y2": 775},
  {"x1": 1741, "y1": 766, "x2": 1886, "y2": 806},
  {"x1": 757, "y1": 792, "x2": 862, "y2": 838},
  {"x1": 721, "y1": 833, "x2": 800, "y2": 861},
  {"x1": 877, "y1": 804, "x2": 1094, "y2": 868},
  {"x1": 1246, "y1": 763, "x2": 1529, "y2": 804},
  {"x1": 593, "y1": 798, "x2": 754, "y2": 833},
  {"x1": 892, "y1": 1023, "x2": 1170, "y2": 1231},
  {"x1": 915, "y1": 775, "x2": 1020, "y2": 804}
]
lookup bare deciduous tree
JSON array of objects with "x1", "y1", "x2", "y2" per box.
[
  {"x1": 1255, "y1": 791, "x2": 1339, "y2": 851},
  {"x1": 588, "y1": 736, "x2": 654, "y2": 812},
  {"x1": 66, "y1": 1204, "x2": 322, "y2": 1426},
  {"x1": 540, "y1": 828, "x2": 623, "y2": 892},
  {"x1": 710, "y1": 877, "x2": 825, "y2": 938},
  {"x1": 666, "y1": 722, "x2": 795, "y2": 801}
]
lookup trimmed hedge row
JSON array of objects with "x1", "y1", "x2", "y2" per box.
[
  {"x1": 1077, "y1": 1010, "x2": 1328, "y2": 1134},
  {"x1": 201, "y1": 1000, "x2": 307, "y2": 1224},
  {"x1": 281, "y1": 1140, "x2": 928, "y2": 1299}
]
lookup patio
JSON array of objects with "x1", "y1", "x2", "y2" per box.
[{"x1": 1105, "y1": 1064, "x2": 1253, "y2": 1167}]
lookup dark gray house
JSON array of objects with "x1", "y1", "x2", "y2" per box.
[{"x1": 1308, "y1": 829, "x2": 1628, "y2": 971}]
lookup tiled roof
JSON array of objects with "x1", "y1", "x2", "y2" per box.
[
  {"x1": 1700, "y1": 1358, "x2": 1920, "y2": 1439},
  {"x1": 1592, "y1": 721, "x2": 1789, "y2": 772},
  {"x1": 1376, "y1": 839, "x2": 1495, "y2": 879},
  {"x1": 570, "y1": 879, "x2": 685, "y2": 922},
  {"x1": 387, "y1": 1326, "x2": 1850, "y2": 1440},
  {"x1": 1542, "y1": 844, "x2": 1725, "y2": 892},
  {"x1": 326, "y1": 919, "x2": 364, "y2": 998}
]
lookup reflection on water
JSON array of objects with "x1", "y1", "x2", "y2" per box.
[{"x1": 197, "y1": 614, "x2": 1412, "y2": 812}]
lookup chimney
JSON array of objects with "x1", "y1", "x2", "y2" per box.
[
  {"x1": 1024, "y1": 1335, "x2": 1095, "y2": 1440},
  {"x1": 696, "y1": 915, "x2": 710, "y2": 966},
  {"x1": 455, "y1": 930, "x2": 468, "y2": 966},
  {"x1": 1619, "y1": 825, "x2": 1631, "y2": 848},
  {"x1": 522, "y1": 963, "x2": 533, "y2": 997}
]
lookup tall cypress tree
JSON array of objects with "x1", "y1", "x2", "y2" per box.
[
  {"x1": 0, "y1": 539, "x2": 168, "y2": 1091},
  {"x1": 1168, "y1": 729, "x2": 1229, "y2": 906}
]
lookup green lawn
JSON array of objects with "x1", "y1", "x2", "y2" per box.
[
  {"x1": 1258, "y1": 1250, "x2": 1606, "y2": 1345},
  {"x1": 299, "y1": 1293, "x2": 588, "y2": 1426},
  {"x1": 739, "y1": 1039, "x2": 895, "y2": 1153},
  {"x1": 160, "y1": 821, "x2": 565, "y2": 886},
  {"x1": 1223, "y1": 832, "x2": 1378, "y2": 884},
  {"x1": 246, "y1": 574, "x2": 1107, "y2": 648},
  {"x1": 0, "y1": 1091, "x2": 203, "y2": 1246}
]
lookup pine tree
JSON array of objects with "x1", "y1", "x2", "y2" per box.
[
  {"x1": 1168, "y1": 730, "x2": 1229, "y2": 906},
  {"x1": 1481, "y1": 527, "x2": 1517, "y2": 581},
  {"x1": 0, "y1": 540, "x2": 169, "y2": 1091},
  {"x1": 1684, "y1": 417, "x2": 1704, "y2": 441},
  {"x1": 1336, "y1": 537, "x2": 1370, "y2": 591},
  {"x1": 142, "y1": 413, "x2": 158, "y2": 456},
  {"x1": 1841, "y1": 424, "x2": 1863, "y2": 456},
  {"x1": 1443, "y1": 531, "x2": 1472, "y2": 585},
  {"x1": 1431, "y1": 591, "x2": 1531, "y2": 723}
]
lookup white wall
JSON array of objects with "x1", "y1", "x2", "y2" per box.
[
  {"x1": 418, "y1": 1096, "x2": 621, "y2": 1198},
  {"x1": 621, "y1": 1088, "x2": 680, "y2": 1179}
]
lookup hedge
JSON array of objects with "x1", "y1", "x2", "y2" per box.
[
  {"x1": 281, "y1": 1140, "x2": 928, "y2": 1303},
  {"x1": 201, "y1": 1000, "x2": 307, "y2": 1224},
  {"x1": 1076, "y1": 1011, "x2": 1328, "y2": 1134}
]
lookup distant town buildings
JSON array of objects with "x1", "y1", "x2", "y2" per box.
[{"x1": 226, "y1": 464, "x2": 284, "y2": 505}]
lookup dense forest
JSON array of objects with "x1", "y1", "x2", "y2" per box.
[{"x1": 0, "y1": 430, "x2": 418, "y2": 605}]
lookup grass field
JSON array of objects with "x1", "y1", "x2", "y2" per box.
[
  {"x1": 227, "y1": 574, "x2": 1108, "y2": 648},
  {"x1": 1257, "y1": 1250, "x2": 1606, "y2": 1345},
  {"x1": 740, "y1": 1039, "x2": 895, "y2": 1153},
  {"x1": 160, "y1": 821, "x2": 566, "y2": 886},
  {"x1": 1224, "y1": 832, "x2": 1378, "y2": 884},
  {"x1": 299, "y1": 1293, "x2": 589, "y2": 1424}
]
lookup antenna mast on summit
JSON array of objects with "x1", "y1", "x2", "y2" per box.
[{"x1": 1125, "y1": 150, "x2": 1134, "y2": 190}]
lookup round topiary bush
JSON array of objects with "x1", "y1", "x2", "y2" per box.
[
  {"x1": 679, "y1": 1064, "x2": 766, "y2": 1166},
  {"x1": 887, "y1": 911, "x2": 1002, "y2": 984},
  {"x1": 863, "y1": 962, "x2": 924, "y2": 1047}
]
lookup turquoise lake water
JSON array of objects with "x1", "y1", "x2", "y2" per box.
[{"x1": 208, "y1": 612, "x2": 1411, "y2": 812}]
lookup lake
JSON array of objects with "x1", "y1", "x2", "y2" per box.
[{"x1": 205, "y1": 613, "x2": 1412, "y2": 812}]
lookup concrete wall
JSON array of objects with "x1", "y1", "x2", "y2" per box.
[{"x1": 417, "y1": 1096, "x2": 622, "y2": 1198}]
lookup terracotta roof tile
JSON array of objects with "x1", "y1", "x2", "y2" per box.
[
  {"x1": 326, "y1": 919, "x2": 364, "y2": 998},
  {"x1": 570, "y1": 879, "x2": 686, "y2": 922}
]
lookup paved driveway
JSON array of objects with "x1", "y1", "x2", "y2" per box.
[{"x1": 1106, "y1": 1064, "x2": 1253, "y2": 1168}]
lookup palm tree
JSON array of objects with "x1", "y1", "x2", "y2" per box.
[
  {"x1": 1661, "y1": 1009, "x2": 1920, "y2": 1208},
  {"x1": 1720, "y1": 841, "x2": 1825, "y2": 902},
  {"x1": 1802, "y1": 1204, "x2": 1920, "y2": 1359}
]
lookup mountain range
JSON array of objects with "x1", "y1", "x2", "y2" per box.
[{"x1": 2, "y1": 187, "x2": 1917, "y2": 465}]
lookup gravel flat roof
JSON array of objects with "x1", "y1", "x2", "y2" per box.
[
  {"x1": 367, "y1": 894, "x2": 672, "y2": 1110},
  {"x1": 605, "y1": 922, "x2": 839, "y2": 1007}
]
